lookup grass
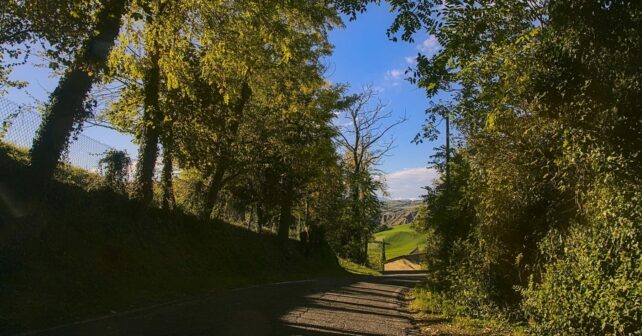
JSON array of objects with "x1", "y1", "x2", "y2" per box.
[
  {"x1": 411, "y1": 314, "x2": 526, "y2": 336},
  {"x1": 373, "y1": 223, "x2": 427, "y2": 260},
  {"x1": 338, "y1": 258, "x2": 382, "y2": 276},
  {"x1": 409, "y1": 287, "x2": 526, "y2": 336},
  {"x1": 0, "y1": 143, "x2": 347, "y2": 334},
  {"x1": 367, "y1": 242, "x2": 384, "y2": 271}
]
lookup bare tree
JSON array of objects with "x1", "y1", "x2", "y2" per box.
[
  {"x1": 335, "y1": 85, "x2": 406, "y2": 261},
  {"x1": 336, "y1": 85, "x2": 406, "y2": 190}
]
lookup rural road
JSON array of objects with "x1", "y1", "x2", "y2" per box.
[{"x1": 22, "y1": 274, "x2": 425, "y2": 336}]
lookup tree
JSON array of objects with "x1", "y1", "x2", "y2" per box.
[
  {"x1": 98, "y1": 149, "x2": 131, "y2": 194},
  {"x1": 130, "y1": 0, "x2": 169, "y2": 204},
  {"x1": 334, "y1": 86, "x2": 405, "y2": 262},
  {"x1": 0, "y1": 0, "x2": 99, "y2": 94},
  {"x1": 398, "y1": 0, "x2": 641, "y2": 330},
  {"x1": 29, "y1": 0, "x2": 130, "y2": 186},
  {"x1": 101, "y1": 0, "x2": 341, "y2": 214},
  {"x1": 180, "y1": 0, "x2": 339, "y2": 221},
  {"x1": 103, "y1": 0, "x2": 193, "y2": 205}
]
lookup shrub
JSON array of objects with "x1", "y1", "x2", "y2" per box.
[
  {"x1": 523, "y1": 183, "x2": 642, "y2": 335},
  {"x1": 98, "y1": 149, "x2": 131, "y2": 193}
]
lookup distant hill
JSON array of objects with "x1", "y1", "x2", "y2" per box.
[{"x1": 378, "y1": 199, "x2": 422, "y2": 230}]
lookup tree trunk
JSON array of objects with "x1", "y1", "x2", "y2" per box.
[
  {"x1": 257, "y1": 204, "x2": 266, "y2": 234},
  {"x1": 445, "y1": 111, "x2": 450, "y2": 189},
  {"x1": 133, "y1": 49, "x2": 161, "y2": 204},
  {"x1": 363, "y1": 233, "x2": 369, "y2": 263},
  {"x1": 198, "y1": 166, "x2": 226, "y2": 221},
  {"x1": 247, "y1": 205, "x2": 254, "y2": 230},
  {"x1": 278, "y1": 188, "x2": 294, "y2": 243},
  {"x1": 304, "y1": 198, "x2": 309, "y2": 229},
  {"x1": 160, "y1": 142, "x2": 175, "y2": 210},
  {"x1": 30, "y1": 0, "x2": 128, "y2": 185}
]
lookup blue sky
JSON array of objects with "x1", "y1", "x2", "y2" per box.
[
  {"x1": 4, "y1": 3, "x2": 442, "y2": 199},
  {"x1": 328, "y1": 4, "x2": 441, "y2": 198}
]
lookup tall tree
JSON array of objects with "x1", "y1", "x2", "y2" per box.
[
  {"x1": 29, "y1": 0, "x2": 129, "y2": 185},
  {"x1": 173, "y1": 0, "x2": 339, "y2": 220},
  {"x1": 335, "y1": 86, "x2": 404, "y2": 261},
  {"x1": 0, "y1": 0, "x2": 99, "y2": 93},
  {"x1": 130, "y1": 0, "x2": 172, "y2": 204}
]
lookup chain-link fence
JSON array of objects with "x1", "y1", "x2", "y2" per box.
[{"x1": 0, "y1": 97, "x2": 113, "y2": 172}]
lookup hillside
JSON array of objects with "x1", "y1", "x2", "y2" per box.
[
  {"x1": 378, "y1": 199, "x2": 422, "y2": 229},
  {"x1": 373, "y1": 224, "x2": 426, "y2": 260},
  {"x1": 0, "y1": 145, "x2": 346, "y2": 333}
]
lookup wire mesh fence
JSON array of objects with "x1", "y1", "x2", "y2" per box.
[{"x1": 0, "y1": 97, "x2": 113, "y2": 172}]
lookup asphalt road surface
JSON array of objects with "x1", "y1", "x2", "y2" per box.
[{"x1": 21, "y1": 274, "x2": 424, "y2": 336}]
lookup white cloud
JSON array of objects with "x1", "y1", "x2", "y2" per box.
[
  {"x1": 381, "y1": 167, "x2": 440, "y2": 200},
  {"x1": 404, "y1": 56, "x2": 417, "y2": 65},
  {"x1": 386, "y1": 68, "x2": 403, "y2": 80},
  {"x1": 417, "y1": 35, "x2": 440, "y2": 56}
]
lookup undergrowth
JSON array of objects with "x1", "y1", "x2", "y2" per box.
[{"x1": 0, "y1": 144, "x2": 346, "y2": 333}]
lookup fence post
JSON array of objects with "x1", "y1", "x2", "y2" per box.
[{"x1": 380, "y1": 239, "x2": 386, "y2": 272}]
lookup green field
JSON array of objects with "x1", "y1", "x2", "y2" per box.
[{"x1": 373, "y1": 224, "x2": 426, "y2": 260}]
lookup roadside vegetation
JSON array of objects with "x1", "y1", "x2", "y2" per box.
[
  {"x1": 406, "y1": 1, "x2": 641, "y2": 335},
  {"x1": 1, "y1": 0, "x2": 409, "y2": 332},
  {"x1": 1, "y1": 0, "x2": 639, "y2": 335},
  {"x1": 410, "y1": 286, "x2": 526, "y2": 336},
  {"x1": 0, "y1": 144, "x2": 347, "y2": 333},
  {"x1": 338, "y1": 258, "x2": 382, "y2": 276}
]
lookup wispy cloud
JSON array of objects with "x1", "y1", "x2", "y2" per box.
[
  {"x1": 417, "y1": 35, "x2": 440, "y2": 56},
  {"x1": 385, "y1": 68, "x2": 403, "y2": 80},
  {"x1": 384, "y1": 68, "x2": 406, "y2": 87},
  {"x1": 381, "y1": 167, "x2": 440, "y2": 200},
  {"x1": 404, "y1": 55, "x2": 417, "y2": 65}
]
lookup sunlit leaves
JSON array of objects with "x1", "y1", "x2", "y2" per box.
[{"x1": 405, "y1": 0, "x2": 641, "y2": 330}]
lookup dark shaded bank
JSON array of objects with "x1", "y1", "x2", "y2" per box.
[{"x1": 0, "y1": 146, "x2": 346, "y2": 334}]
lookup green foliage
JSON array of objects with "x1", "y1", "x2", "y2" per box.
[
  {"x1": 366, "y1": 242, "x2": 383, "y2": 270},
  {"x1": 0, "y1": 151, "x2": 345, "y2": 333},
  {"x1": 338, "y1": 257, "x2": 381, "y2": 276},
  {"x1": 0, "y1": 0, "x2": 99, "y2": 92},
  {"x1": 29, "y1": 0, "x2": 129, "y2": 185},
  {"x1": 328, "y1": 87, "x2": 400, "y2": 262},
  {"x1": 413, "y1": 286, "x2": 524, "y2": 336},
  {"x1": 404, "y1": 0, "x2": 642, "y2": 332},
  {"x1": 5, "y1": 0, "x2": 639, "y2": 333},
  {"x1": 522, "y1": 179, "x2": 642, "y2": 336},
  {"x1": 413, "y1": 286, "x2": 463, "y2": 317},
  {"x1": 98, "y1": 149, "x2": 131, "y2": 193}
]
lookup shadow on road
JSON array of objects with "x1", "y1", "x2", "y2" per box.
[{"x1": 21, "y1": 275, "x2": 425, "y2": 336}]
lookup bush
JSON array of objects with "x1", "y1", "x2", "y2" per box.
[
  {"x1": 98, "y1": 149, "x2": 131, "y2": 193},
  {"x1": 523, "y1": 183, "x2": 642, "y2": 335},
  {"x1": 445, "y1": 239, "x2": 508, "y2": 320},
  {"x1": 413, "y1": 286, "x2": 457, "y2": 315}
]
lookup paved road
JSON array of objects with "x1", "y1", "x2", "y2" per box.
[{"x1": 21, "y1": 275, "x2": 423, "y2": 336}]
